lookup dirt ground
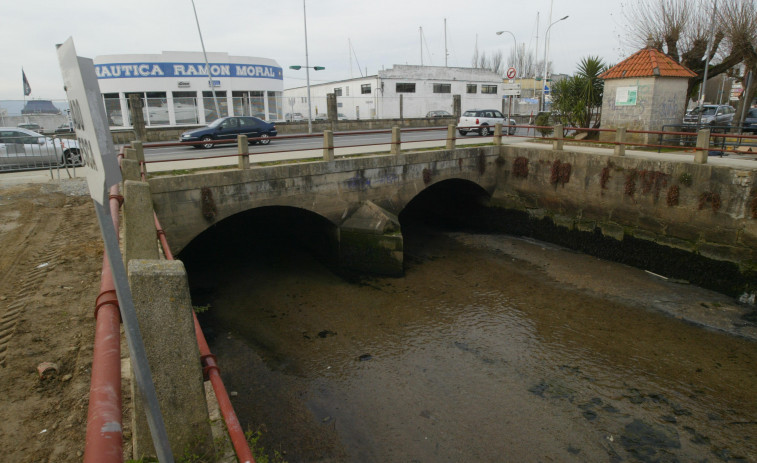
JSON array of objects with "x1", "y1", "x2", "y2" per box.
[{"x1": 0, "y1": 179, "x2": 103, "y2": 463}]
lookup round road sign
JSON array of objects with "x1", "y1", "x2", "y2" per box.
[{"x1": 507, "y1": 67, "x2": 516, "y2": 79}]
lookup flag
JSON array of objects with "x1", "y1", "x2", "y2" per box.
[{"x1": 22, "y1": 69, "x2": 31, "y2": 96}]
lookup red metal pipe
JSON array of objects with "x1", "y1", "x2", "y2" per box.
[{"x1": 83, "y1": 185, "x2": 124, "y2": 463}]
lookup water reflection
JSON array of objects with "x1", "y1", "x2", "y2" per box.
[{"x1": 189, "y1": 231, "x2": 757, "y2": 462}]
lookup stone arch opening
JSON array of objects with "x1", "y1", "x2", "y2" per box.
[{"x1": 399, "y1": 178, "x2": 492, "y2": 231}]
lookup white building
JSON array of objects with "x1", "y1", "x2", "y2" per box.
[
  {"x1": 94, "y1": 51, "x2": 284, "y2": 127},
  {"x1": 283, "y1": 65, "x2": 508, "y2": 120}
]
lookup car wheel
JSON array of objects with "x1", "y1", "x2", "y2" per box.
[
  {"x1": 201, "y1": 136, "x2": 214, "y2": 149},
  {"x1": 479, "y1": 125, "x2": 490, "y2": 137},
  {"x1": 458, "y1": 130, "x2": 467, "y2": 136},
  {"x1": 64, "y1": 149, "x2": 83, "y2": 166},
  {"x1": 509, "y1": 126, "x2": 516, "y2": 136},
  {"x1": 258, "y1": 133, "x2": 271, "y2": 145}
]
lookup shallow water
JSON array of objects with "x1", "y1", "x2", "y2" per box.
[{"x1": 191, "y1": 231, "x2": 757, "y2": 462}]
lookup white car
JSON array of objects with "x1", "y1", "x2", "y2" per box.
[
  {"x1": 457, "y1": 109, "x2": 516, "y2": 136},
  {"x1": 0, "y1": 127, "x2": 82, "y2": 170}
]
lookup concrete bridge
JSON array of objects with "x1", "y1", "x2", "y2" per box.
[{"x1": 143, "y1": 137, "x2": 757, "y2": 296}]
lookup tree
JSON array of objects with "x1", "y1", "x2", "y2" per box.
[
  {"x1": 551, "y1": 56, "x2": 607, "y2": 129},
  {"x1": 623, "y1": 0, "x2": 757, "y2": 124}
]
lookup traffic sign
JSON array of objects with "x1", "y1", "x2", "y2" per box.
[
  {"x1": 507, "y1": 67, "x2": 516, "y2": 79},
  {"x1": 56, "y1": 38, "x2": 121, "y2": 206},
  {"x1": 502, "y1": 82, "x2": 521, "y2": 96}
]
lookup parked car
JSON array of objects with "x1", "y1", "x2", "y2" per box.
[
  {"x1": 17, "y1": 123, "x2": 41, "y2": 131},
  {"x1": 55, "y1": 123, "x2": 74, "y2": 134},
  {"x1": 0, "y1": 127, "x2": 81, "y2": 169},
  {"x1": 741, "y1": 108, "x2": 757, "y2": 133},
  {"x1": 426, "y1": 110, "x2": 453, "y2": 118},
  {"x1": 285, "y1": 112, "x2": 305, "y2": 122},
  {"x1": 313, "y1": 113, "x2": 328, "y2": 121},
  {"x1": 683, "y1": 104, "x2": 735, "y2": 130},
  {"x1": 179, "y1": 116, "x2": 277, "y2": 149},
  {"x1": 457, "y1": 109, "x2": 516, "y2": 136}
]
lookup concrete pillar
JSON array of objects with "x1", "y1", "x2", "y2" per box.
[
  {"x1": 446, "y1": 124, "x2": 456, "y2": 150},
  {"x1": 123, "y1": 180, "x2": 159, "y2": 265},
  {"x1": 494, "y1": 123, "x2": 503, "y2": 146},
  {"x1": 129, "y1": 94, "x2": 147, "y2": 142},
  {"x1": 553, "y1": 124, "x2": 564, "y2": 150},
  {"x1": 453, "y1": 95, "x2": 461, "y2": 119},
  {"x1": 390, "y1": 126, "x2": 401, "y2": 155},
  {"x1": 132, "y1": 141, "x2": 145, "y2": 164},
  {"x1": 237, "y1": 135, "x2": 249, "y2": 169},
  {"x1": 124, "y1": 147, "x2": 137, "y2": 161},
  {"x1": 399, "y1": 94, "x2": 404, "y2": 121},
  {"x1": 327, "y1": 93, "x2": 337, "y2": 122},
  {"x1": 695, "y1": 129, "x2": 710, "y2": 164},
  {"x1": 614, "y1": 127, "x2": 627, "y2": 157},
  {"x1": 127, "y1": 259, "x2": 214, "y2": 461},
  {"x1": 323, "y1": 130, "x2": 335, "y2": 161},
  {"x1": 121, "y1": 158, "x2": 141, "y2": 182}
]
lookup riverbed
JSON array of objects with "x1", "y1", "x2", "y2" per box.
[{"x1": 190, "y1": 230, "x2": 757, "y2": 462}]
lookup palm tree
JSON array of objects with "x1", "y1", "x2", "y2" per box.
[{"x1": 551, "y1": 56, "x2": 607, "y2": 130}]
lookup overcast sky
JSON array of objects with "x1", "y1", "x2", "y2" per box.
[{"x1": 2, "y1": 0, "x2": 635, "y2": 101}]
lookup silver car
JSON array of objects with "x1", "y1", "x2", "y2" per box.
[{"x1": 0, "y1": 127, "x2": 82, "y2": 170}]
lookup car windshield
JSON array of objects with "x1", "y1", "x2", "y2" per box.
[
  {"x1": 462, "y1": 111, "x2": 477, "y2": 117},
  {"x1": 690, "y1": 106, "x2": 717, "y2": 116},
  {"x1": 207, "y1": 118, "x2": 225, "y2": 128}
]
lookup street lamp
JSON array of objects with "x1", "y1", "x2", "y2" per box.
[
  {"x1": 288, "y1": 64, "x2": 325, "y2": 133},
  {"x1": 495, "y1": 30, "x2": 518, "y2": 58},
  {"x1": 541, "y1": 15, "x2": 569, "y2": 111},
  {"x1": 289, "y1": 0, "x2": 327, "y2": 134}
]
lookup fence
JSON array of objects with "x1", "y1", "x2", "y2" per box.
[{"x1": 0, "y1": 129, "x2": 83, "y2": 174}]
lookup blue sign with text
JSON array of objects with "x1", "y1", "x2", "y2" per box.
[{"x1": 94, "y1": 62, "x2": 283, "y2": 80}]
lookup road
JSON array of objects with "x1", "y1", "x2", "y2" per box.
[{"x1": 141, "y1": 126, "x2": 533, "y2": 171}]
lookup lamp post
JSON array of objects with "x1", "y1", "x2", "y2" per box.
[
  {"x1": 541, "y1": 15, "x2": 568, "y2": 111},
  {"x1": 289, "y1": 0, "x2": 326, "y2": 134},
  {"x1": 495, "y1": 30, "x2": 518, "y2": 67},
  {"x1": 288, "y1": 64, "x2": 325, "y2": 134},
  {"x1": 190, "y1": 0, "x2": 220, "y2": 121}
]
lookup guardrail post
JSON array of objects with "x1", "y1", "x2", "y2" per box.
[
  {"x1": 446, "y1": 124, "x2": 456, "y2": 150},
  {"x1": 132, "y1": 141, "x2": 145, "y2": 164},
  {"x1": 553, "y1": 124, "x2": 564, "y2": 150},
  {"x1": 614, "y1": 127, "x2": 627, "y2": 157},
  {"x1": 494, "y1": 123, "x2": 503, "y2": 145},
  {"x1": 123, "y1": 180, "x2": 160, "y2": 265},
  {"x1": 237, "y1": 135, "x2": 249, "y2": 169},
  {"x1": 323, "y1": 130, "x2": 335, "y2": 161},
  {"x1": 121, "y1": 159, "x2": 141, "y2": 182},
  {"x1": 391, "y1": 126, "x2": 401, "y2": 155},
  {"x1": 695, "y1": 129, "x2": 710, "y2": 164}
]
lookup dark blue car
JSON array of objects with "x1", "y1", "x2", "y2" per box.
[{"x1": 180, "y1": 116, "x2": 277, "y2": 149}]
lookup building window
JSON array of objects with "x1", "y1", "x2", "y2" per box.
[
  {"x1": 396, "y1": 83, "x2": 416, "y2": 93},
  {"x1": 467, "y1": 84, "x2": 477, "y2": 94},
  {"x1": 172, "y1": 91, "x2": 199, "y2": 125},
  {"x1": 232, "y1": 91, "x2": 264, "y2": 118},
  {"x1": 145, "y1": 92, "x2": 168, "y2": 126},
  {"x1": 361, "y1": 83, "x2": 371, "y2": 94},
  {"x1": 482, "y1": 85, "x2": 498, "y2": 94},
  {"x1": 103, "y1": 93, "x2": 123, "y2": 127},
  {"x1": 202, "y1": 91, "x2": 228, "y2": 122},
  {"x1": 433, "y1": 83, "x2": 451, "y2": 94},
  {"x1": 334, "y1": 87, "x2": 342, "y2": 96}
]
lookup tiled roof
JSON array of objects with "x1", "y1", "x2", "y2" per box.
[{"x1": 600, "y1": 47, "x2": 697, "y2": 80}]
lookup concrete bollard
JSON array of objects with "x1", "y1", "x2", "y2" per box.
[
  {"x1": 614, "y1": 127, "x2": 627, "y2": 157},
  {"x1": 132, "y1": 141, "x2": 146, "y2": 164},
  {"x1": 323, "y1": 130, "x2": 335, "y2": 161},
  {"x1": 391, "y1": 126, "x2": 401, "y2": 155},
  {"x1": 237, "y1": 135, "x2": 249, "y2": 169},
  {"x1": 553, "y1": 124, "x2": 564, "y2": 150},
  {"x1": 494, "y1": 123, "x2": 503, "y2": 146},
  {"x1": 695, "y1": 129, "x2": 710, "y2": 164},
  {"x1": 123, "y1": 180, "x2": 160, "y2": 264},
  {"x1": 446, "y1": 124, "x2": 456, "y2": 150},
  {"x1": 127, "y1": 259, "x2": 214, "y2": 461},
  {"x1": 121, "y1": 158, "x2": 141, "y2": 182}
]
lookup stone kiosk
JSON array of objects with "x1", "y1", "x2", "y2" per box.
[{"x1": 599, "y1": 44, "x2": 696, "y2": 145}]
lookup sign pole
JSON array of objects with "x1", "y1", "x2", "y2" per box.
[{"x1": 57, "y1": 37, "x2": 174, "y2": 463}]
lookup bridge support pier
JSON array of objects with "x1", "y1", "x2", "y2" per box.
[{"x1": 339, "y1": 201, "x2": 403, "y2": 276}]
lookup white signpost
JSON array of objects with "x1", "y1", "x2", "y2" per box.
[{"x1": 56, "y1": 37, "x2": 174, "y2": 463}]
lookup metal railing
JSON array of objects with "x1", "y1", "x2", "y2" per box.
[{"x1": 0, "y1": 133, "x2": 83, "y2": 174}]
